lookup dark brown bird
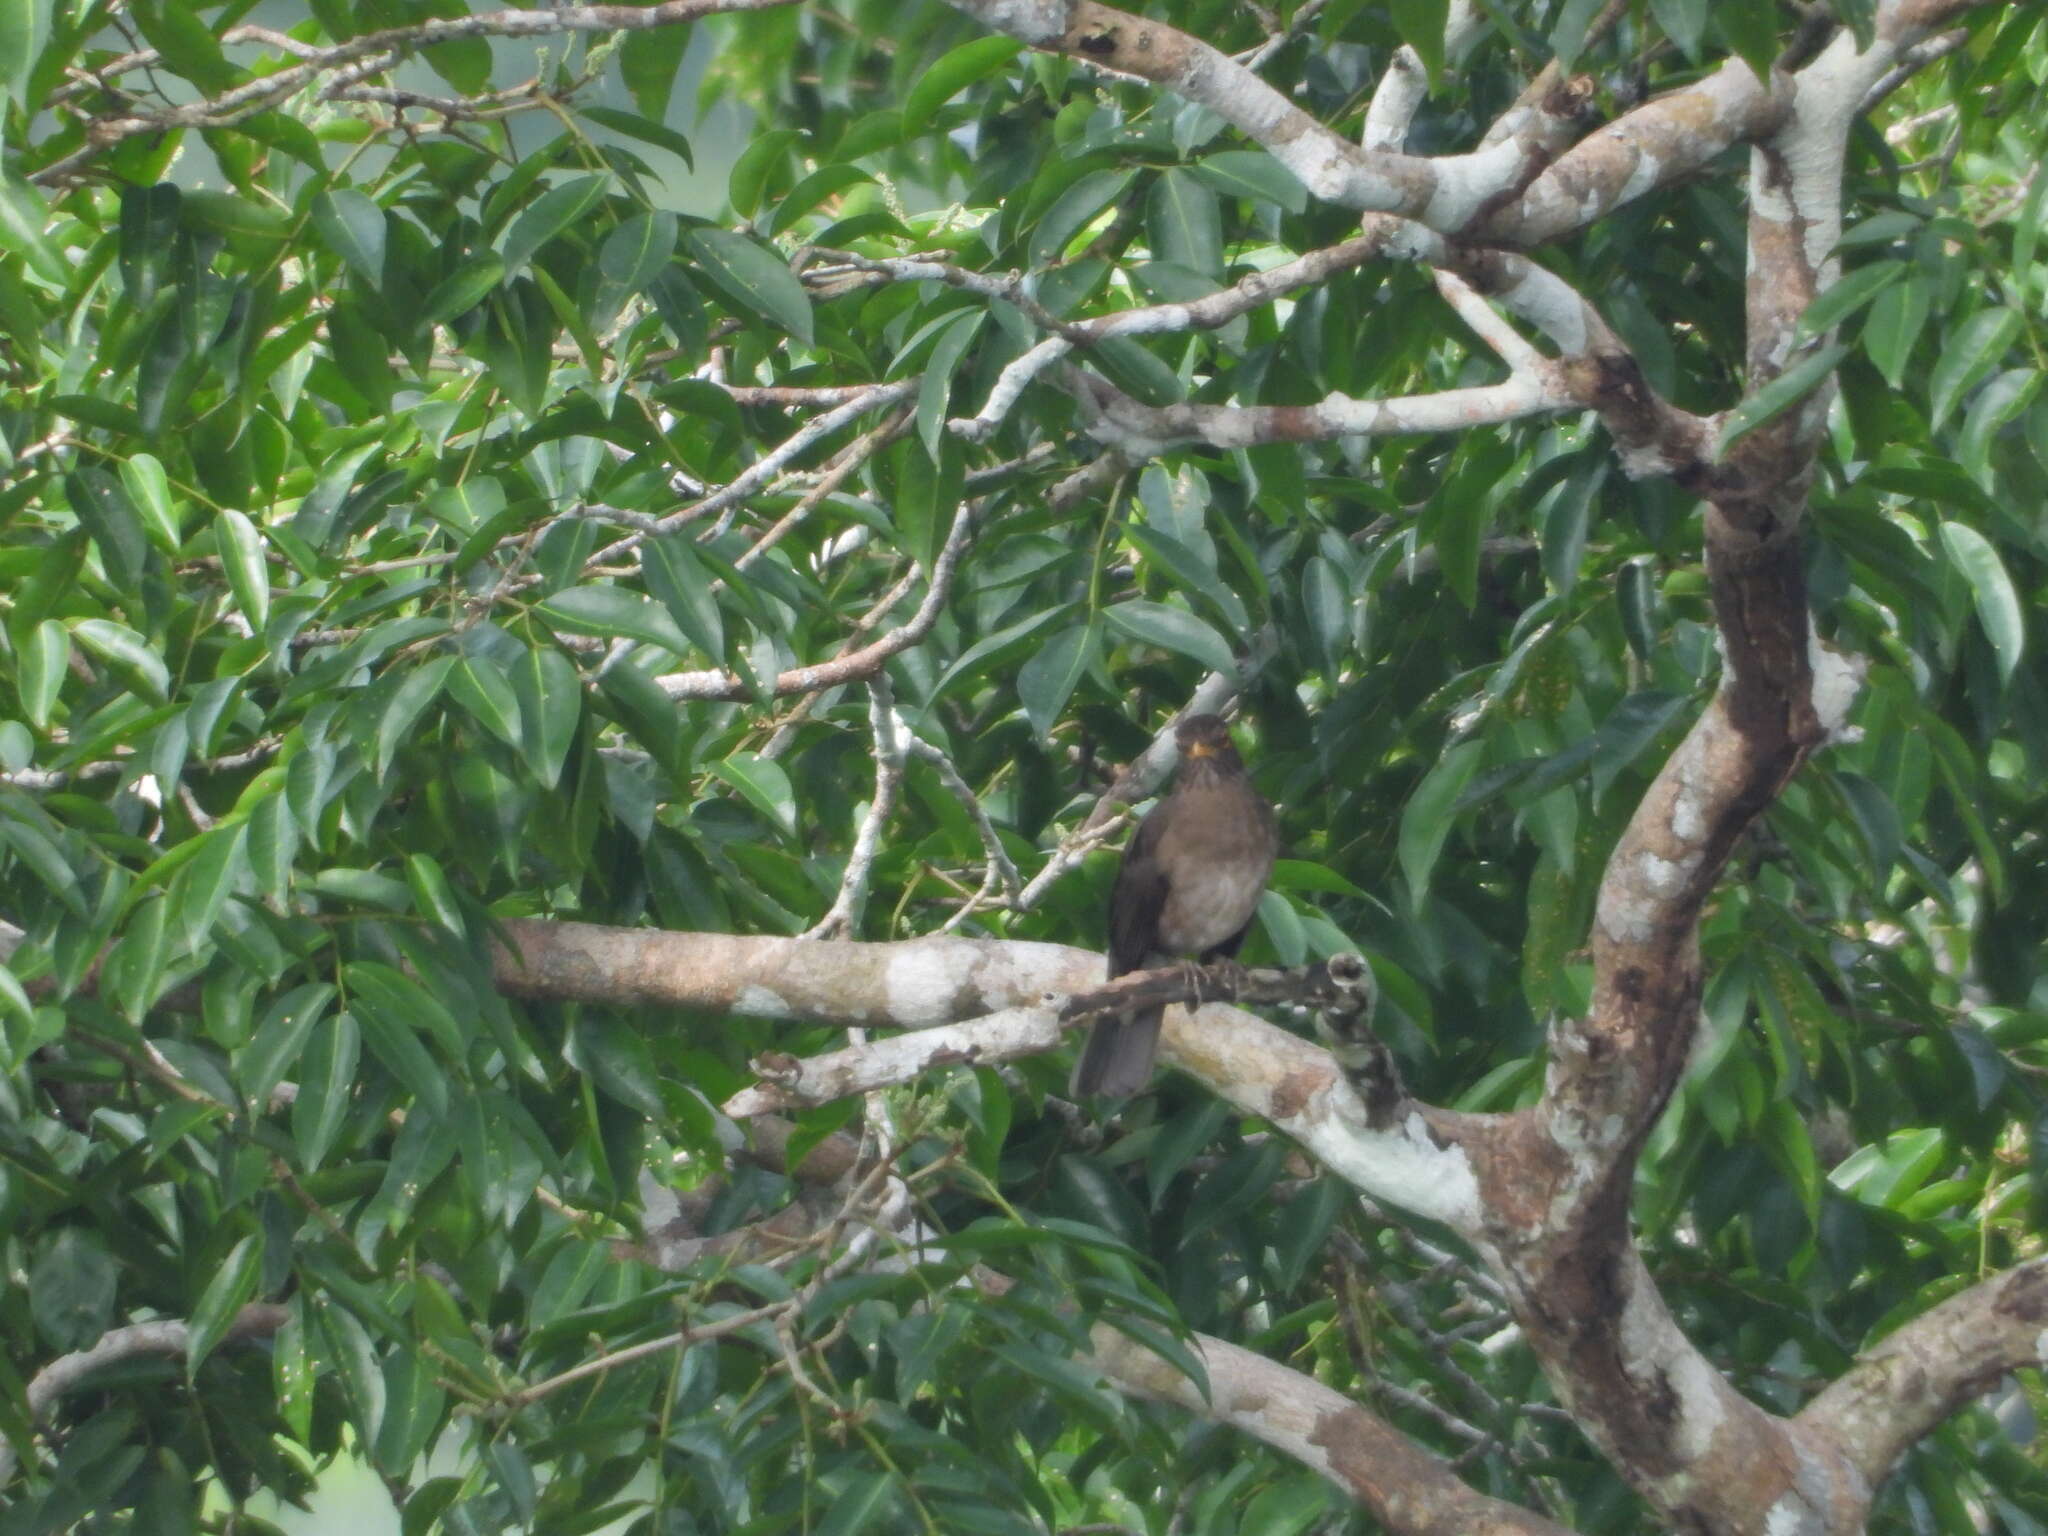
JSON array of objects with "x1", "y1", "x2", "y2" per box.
[{"x1": 1071, "y1": 714, "x2": 1278, "y2": 1097}]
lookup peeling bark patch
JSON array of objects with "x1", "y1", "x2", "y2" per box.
[
  {"x1": 883, "y1": 943, "x2": 971, "y2": 1025},
  {"x1": 1269, "y1": 1067, "x2": 1323, "y2": 1121},
  {"x1": 733, "y1": 985, "x2": 792, "y2": 1017},
  {"x1": 1617, "y1": 1265, "x2": 1728, "y2": 1463},
  {"x1": 1994, "y1": 1262, "x2": 2048, "y2": 1323},
  {"x1": 1308, "y1": 1109, "x2": 1482, "y2": 1232},
  {"x1": 1763, "y1": 1440, "x2": 1840, "y2": 1536},
  {"x1": 1766, "y1": 1494, "x2": 1825, "y2": 1536}
]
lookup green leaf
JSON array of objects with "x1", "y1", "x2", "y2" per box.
[
  {"x1": 768, "y1": 165, "x2": 876, "y2": 238},
  {"x1": 617, "y1": 29, "x2": 692, "y2": 121},
  {"x1": 215, "y1": 509, "x2": 270, "y2": 632},
  {"x1": 1617, "y1": 557, "x2": 1659, "y2": 661},
  {"x1": 0, "y1": 0, "x2": 51, "y2": 111},
  {"x1": 1146, "y1": 169, "x2": 1223, "y2": 280},
  {"x1": 1939, "y1": 522, "x2": 2024, "y2": 685},
  {"x1": 0, "y1": 170, "x2": 68, "y2": 285},
  {"x1": 642, "y1": 536, "x2": 725, "y2": 659},
  {"x1": 118, "y1": 183, "x2": 179, "y2": 304},
  {"x1": 375, "y1": 1349, "x2": 448, "y2": 1477},
  {"x1": 120, "y1": 453, "x2": 180, "y2": 553},
  {"x1": 30, "y1": 1228, "x2": 116, "y2": 1350},
  {"x1": 447, "y1": 654, "x2": 523, "y2": 749},
  {"x1": 72, "y1": 618, "x2": 171, "y2": 702},
  {"x1": 1191, "y1": 150, "x2": 1307, "y2": 215},
  {"x1": 130, "y1": 0, "x2": 238, "y2": 92},
  {"x1": 0, "y1": 818, "x2": 86, "y2": 915},
  {"x1": 1927, "y1": 307, "x2": 2022, "y2": 430},
  {"x1": 105, "y1": 894, "x2": 169, "y2": 1023},
  {"x1": 513, "y1": 647, "x2": 582, "y2": 789},
  {"x1": 727, "y1": 128, "x2": 802, "y2": 219},
  {"x1": 1301, "y1": 556, "x2": 1347, "y2": 678},
  {"x1": 813, "y1": 1472, "x2": 892, "y2": 1536},
  {"x1": 1715, "y1": 343, "x2": 1848, "y2": 454},
  {"x1": 565, "y1": 1014, "x2": 667, "y2": 1119},
  {"x1": 1711, "y1": 0, "x2": 1781, "y2": 84},
  {"x1": 311, "y1": 189, "x2": 386, "y2": 289},
  {"x1": 1018, "y1": 620, "x2": 1096, "y2": 739},
  {"x1": 903, "y1": 35, "x2": 1022, "y2": 135},
  {"x1": 1399, "y1": 738, "x2": 1485, "y2": 906},
  {"x1": 293, "y1": 1010, "x2": 361, "y2": 1170},
  {"x1": 247, "y1": 789, "x2": 297, "y2": 906},
  {"x1": 375, "y1": 655, "x2": 455, "y2": 776},
  {"x1": 1862, "y1": 275, "x2": 1929, "y2": 389},
  {"x1": 237, "y1": 984, "x2": 334, "y2": 1110},
  {"x1": 1798, "y1": 260, "x2": 1903, "y2": 340},
  {"x1": 537, "y1": 586, "x2": 693, "y2": 653},
  {"x1": 501, "y1": 174, "x2": 610, "y2": 278},
  {"x1": 582, "y1": 103, "x2": 695, "y2": 169},
  {"x1": 18, "y1": 619, "x2": 68, "y2": 729},
  {"x1": 887, "y1": 434, "x2": 964, "y2": 571},
  {"x1": 917, "y1": 310, "x2": 984, "y2": 457},
  {"x1": 420, "y1": 253, "x2": 505, "y2": 327},
  {"x1": 712, "y1": 752, "x2": 796, "y2": 836},
  {"x1": 1028, "y1": 169, "x2": 1133, "y2": 268},
  {"x1": 67, "y1": 467, "x2": 150, "y2": 591},
  {"x1": 1093, "y1": 335, "x2": 1184, "y2": 406},
  {"x1": 594, "y1": 211, "x2": 679, "y2": 320},
  {"x1": 403, "y1": 853, "x2": 465, "y2": 936},
  {"x1": 1387, "y1": 0, "x2": 1449, "y2": 79},
  {"x1": 1103, "y1": 600, "x2": 1238, "y2": 676},
  {"x1": 186, "y1": 1234, "x2": 262, "y2": 1376},
  {"x1": 172, "y1": 821, "x2": 248, "y2": 949},
  {"x1": 685, "y1": 227, "x2": 813, "y2": 344},
  {"x1": 1958, "y1": 368, "x2": 2040, "y2": 491},
  {"x1": 1548, "y1": 0, "x2": 1604, "y2": 70},
  {"x1": 351, "y1": 985, "x2": 450, "y2": 1115}
]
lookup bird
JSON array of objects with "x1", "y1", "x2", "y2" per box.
[{"x1": 1071, "y1": 713, "x2": 1278, "y2": 1098}]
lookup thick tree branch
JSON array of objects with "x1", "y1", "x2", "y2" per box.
[
  {"x1": 725, "y1": 957, "x2": 1377, "y2": 1115},
  {"x1": 1477, "y1": 59, "x2": 1791, "y2": 247},
  {"x1": 1085, "y1": 1323, "x2": 1575, "y2": 1536},
  {"x1": 1070, "y1": 367, "x2": 1578, "y2": 457},
  {"x1": 495, "y1": 919, "x2": 1484, "y2": 1232},
  {"x1": 726, "y1": 1003, "x2": 1064, "y2": 1114},
  {"x1": 1800, "y1": 1257, "x2": 2048, "y2": 1492},
  {"x1": 492, "y1": 920, "x2": 1101, "y2": 1025},
  {"x1": 940, "y1": 0, "x2": 1534, "y2": 229}
]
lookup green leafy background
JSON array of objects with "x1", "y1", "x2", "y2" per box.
[{"x1": 0, "y1": 1, "x2": 2046, "y2": 1531}]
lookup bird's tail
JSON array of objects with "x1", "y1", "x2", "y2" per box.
[{"x1": 1070, "y1": 1006, "x2": 1162, "y2": 1098}]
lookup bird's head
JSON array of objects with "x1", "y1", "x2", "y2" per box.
[{"x1": 1175, "y1": 713, "x2": 1239, "y2": 763}]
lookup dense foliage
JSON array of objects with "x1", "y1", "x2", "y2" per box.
[{"x1": 2, "y1": 0, "x2": 2047, "y2": 1531}]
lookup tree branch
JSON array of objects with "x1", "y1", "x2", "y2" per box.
[
  {"x1": 1800, "y1": 1256, "x2": 2048, "y2": 1492},
  {"x1": 1083, "y1": 1317, "x2": 1575, "y2": 1536},
  {"x1": 941, "y1": 0, "x2": 1534, "y2": 230},
  {"x1": 1069, "y1": 366, "x2": 1578, "y2": 458},
  {"x1": 653, "y1": 498, "x2": 971, "y2": 702},
  {"x1": 33, "y1": 0, "x2": 803, "y2": 185},
  {"x1": 0, "y1": 1304, "x2": 289, "y2": 1485}
]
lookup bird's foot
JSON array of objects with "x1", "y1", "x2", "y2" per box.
[{"x1": 1207, "y1": 956, "x2": 1251, "y2": 1001}]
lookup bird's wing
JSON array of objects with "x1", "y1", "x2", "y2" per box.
[{"x1": 1107, "y1": 808, "x2": 1171, "y2": 978}]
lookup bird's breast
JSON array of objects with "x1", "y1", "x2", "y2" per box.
[{"x1": 1156, "y1": 851, "x2": 1270, "y2": 954}]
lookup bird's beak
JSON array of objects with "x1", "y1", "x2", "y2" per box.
[{"x1": 1185, "y1": 741, "x2": 1219, "y2": 758}]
